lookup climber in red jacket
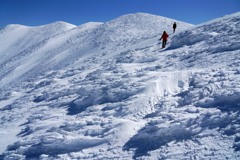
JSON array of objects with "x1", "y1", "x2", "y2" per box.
[{"x1": 159, "y1": 31, "x2": 169, "y2": 48}]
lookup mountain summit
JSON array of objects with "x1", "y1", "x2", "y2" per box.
[
  {"x1": 92, "y1": 13, "x2": 192, "y2": 47},
  {"x1": 0, "y1": 12, "x2": 240, "y2": 159}
]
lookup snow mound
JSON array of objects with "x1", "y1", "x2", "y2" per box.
[
  {"x1": 93, "y1": 13, "x2": 193, "y2": 49},
  {"x1": 78, "y1": 22, "x2": 103, "y2": 30},
  {"x1": 2, "y1": 24, "x2": 30, "y2": 30},
  {"x1": 38, "y1": 21, "x2": 76, "y2": 30}
]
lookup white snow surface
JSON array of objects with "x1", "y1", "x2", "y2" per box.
[{"x1": 0, "y1": 12, "x2": 240, "y2": 159}]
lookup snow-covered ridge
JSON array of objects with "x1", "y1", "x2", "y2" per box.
[
  {"x1": 0, "y1": 21, "x2": 76, "y2": 62},
  {"x1": 4, "y1": 21, "x2": 76, "y2": 30},
  {"x1": 0, "y1": 12, "x2": 240, "y2": 159},
  {"x1": 37, "y1": 21, "x2": 76, "y2": 29},
  {"x1": 195, "y1": 11, "x2": 240, "y2": 28},
  {"x1": 0, "y1": 13, "x2": 192, "y2": 89},
  {"x1": 93, "y1": 13, "x2": 193, "y2": 49},
  {"x1": 170, "y1": 12, "x2": 240, "y2": 51},
  {"x1": 2, "y1": 24, "x2": 30, "y2": 30},
  {"x1": 0, "y1": 21, "x2": 77, "y2": 89},
  {"x1": 77, "y1": 22, "x2": 103, "y2": 30}
]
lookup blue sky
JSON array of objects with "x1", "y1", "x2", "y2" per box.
[{"x1": 0, "y1": 0, "x2": 239, "y2": 27}]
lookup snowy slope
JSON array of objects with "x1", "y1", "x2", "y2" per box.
[
  {"x1": 0, "y1": 21, "x2": 77, "y2": 88},
  {"x1": 92, "y1": 13, "x2": 191, "y2": 50},
  {"x1": 0, "y1": 12, "x2": 240, "y2": 160},
  {"x1": 0, "y1": 13, "x2": 191, "y2": 89},
  {"x1": 0, "y1": 21, "x2": 76, "y2": 63}
]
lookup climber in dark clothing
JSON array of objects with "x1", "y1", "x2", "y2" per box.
[
  {"x1": 173, "y1": 22, "x2": 177, "y2": 33},
  {"x1": 159, "y1": 31, "x2": 169, "y2": 48}
]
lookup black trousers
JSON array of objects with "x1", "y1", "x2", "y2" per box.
[{"x1": 162, "y1": 40, "x2": 167, "y2": 48}]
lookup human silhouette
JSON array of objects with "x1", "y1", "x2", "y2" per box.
[
  {"x1": 159, "y1": 31, "x2": 169, "y2": 48},
  {"x1": 173, "y1": 22, "x2": 177, "y2": 33}
]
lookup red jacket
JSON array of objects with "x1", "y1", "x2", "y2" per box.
[{"x1": 160, "y1": 33, "x2": 169, "y2": 41}]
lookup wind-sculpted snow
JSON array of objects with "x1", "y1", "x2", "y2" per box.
[
  {"x1": 0, "y1": 12, "x2": 240, "y2": 159},
  {"x1": 170, "y1": 12, "x2": 240, "y2": 52}
]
